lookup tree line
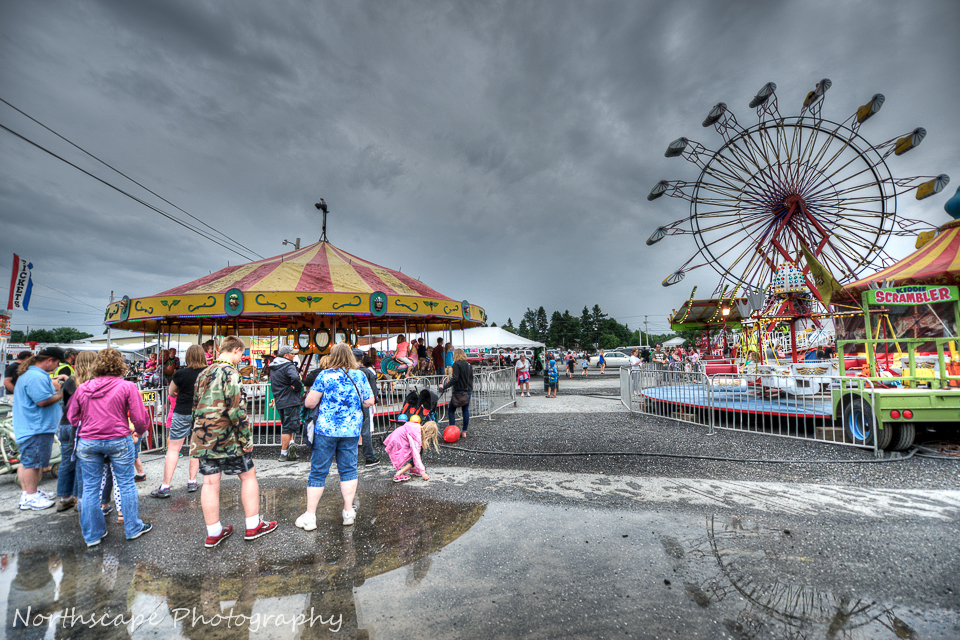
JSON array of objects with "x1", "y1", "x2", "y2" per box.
[
  {"x1": 8, "y1": 327, "x2": 94, "y2": 344},
  {"x1": 492, "y1": 305, "x2": 685, "y2": 351}
]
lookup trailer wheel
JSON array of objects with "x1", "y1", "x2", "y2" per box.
[
  {"x1": 890, "y1": 422, "x2": 916, "y2": 451},
  {"x1": 841, "y1": 397, "x2": 893, "y2": 449}
]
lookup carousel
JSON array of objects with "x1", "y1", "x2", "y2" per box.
[{"x1": 103, "y1": 216, "x2": 488, "y2": 446}]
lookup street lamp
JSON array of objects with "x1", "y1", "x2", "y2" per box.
[
  {"x1": 283, "y1": 237, "x2": 300, "y2": 250},
  {"x1": 315, "y1": 199, "x2": 329, "y2": 242}
]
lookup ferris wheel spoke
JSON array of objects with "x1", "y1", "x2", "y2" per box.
[{"x1": 803, "y1": 146, "x2": 886, "y2": 200}]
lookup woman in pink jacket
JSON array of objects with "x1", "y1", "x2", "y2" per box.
[
  {"x1": 68, "y1": 349, "x2": 153, "y2": 547},
  {"x1": 384, "y1": 416, "x2": 440, "y2": 483}
]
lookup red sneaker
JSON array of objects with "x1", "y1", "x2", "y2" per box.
[
  {"x1": 205, "y1": 525, "x2": 233, "y2": 548},
  {"x1": 244, "y1": 520, "x2": 278, "y2": 541}
]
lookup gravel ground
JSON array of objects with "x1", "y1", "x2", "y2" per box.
[{"x1": 402, "y1": 376, "x2": 960, "y2": 490}]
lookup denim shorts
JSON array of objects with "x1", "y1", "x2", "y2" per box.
[
  {"x1": 17, "y1": 433, "x2": 55, "y2": 469},
  {"x1": 308, "y1": 435, "x2": 359, "y2": 487},
  {"x1": 169, "y1": 412, "x2": 193, "y2": 440}
]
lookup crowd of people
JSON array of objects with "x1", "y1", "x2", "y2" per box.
[{"x1": 9, "y1": 334, "x2": 478, "y2": 549}]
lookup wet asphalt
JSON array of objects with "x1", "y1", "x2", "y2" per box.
[{"x1": 1, "y1": 373, "x2": 958, "y2": 639}]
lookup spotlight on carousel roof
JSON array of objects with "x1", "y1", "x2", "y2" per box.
[
  {"x1": 664, "y1": 137, "x2": 688, "y2": 158},
  {"x1": 315, "y1": 199, "x2": 328, "y2": 213},
  {"x1": 895, "y1": 128, "x2": 926, "y2": 156},
  {"x1": 647, "y1": 180, "x2": 669, "y2": 201},
  {"x1": 701, "y1": 102, "x2": 727, "y2": 127},
  {"x1": 748, "y1": 82, "x2": 777, "y2": 108},
  {"x1": 802, "y1": 78, "x2": 832, "y2": 109},
  {"x1": 916, "y1": 174, "x2": 950, "y2": 201},
  {"x1": 855, "y1": 93, "x2": 885, "y2": 124}
]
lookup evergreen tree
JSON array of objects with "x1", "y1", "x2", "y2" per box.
[
  {"x1": 590, "y1": 304, "x2": 608, "y2": 337},
  {"x1": 518, "y1": 317, "x2": 529, "y2": 338},
  {"x1": 535, "y1": 306, "x2": 549, "y2": 342},
  {"x1": 547, "y1": 310, "x2": 564, "y2": 346},
  {"x1": 502, "y1": 318, "x2": 516, "y2": 334},
  {"x1": 521, "y1": 308, "x2": 538, "y2": 340},
  {"x1": 580, "y1": 306, "x2": 594, "y2": 348}
]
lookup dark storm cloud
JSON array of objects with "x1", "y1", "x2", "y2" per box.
[{"x1": 1, "y1": 0, "x2": 959, "y2": 335}]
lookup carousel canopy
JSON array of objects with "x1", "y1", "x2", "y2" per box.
[
  {"x1": 669, "y1": 298, "x2": 745, "y2": 331},
  {"x1": 843, "y1": 219, "x2": 960, "y2": 299},
  {"x1": 104, "y1": 240, "x2": 486, "y2": 335}
]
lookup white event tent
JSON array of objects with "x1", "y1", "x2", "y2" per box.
[{"x1": 369, "y1": 326, "x2": 545, "y2": 351}]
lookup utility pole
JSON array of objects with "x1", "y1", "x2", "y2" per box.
[
  {"x1": 644, "y1": 316, "x2": 649, "y2": 348},
  {"x1": 108, "y1": 291, "x2": 113, "y2": 347},
  {"x1": 283, "y1": 238, "x2": 301, "y2": 250}
]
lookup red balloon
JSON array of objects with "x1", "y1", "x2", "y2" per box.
[{"x1": 443, "y1": 425, "x2": 461, "y2": 443}]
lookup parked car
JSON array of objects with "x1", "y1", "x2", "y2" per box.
[{"x1": 597, "y1": 351, "x2": 631, "y2": 368}]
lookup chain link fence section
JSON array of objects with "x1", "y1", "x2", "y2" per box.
[{"x1": 619, "y1": 365, "x2": 880, "y2": 452}]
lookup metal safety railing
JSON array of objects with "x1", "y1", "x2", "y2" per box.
[
  {"x1": 139, "y1": 366, "x2": 518, "y2": 453},
  {"x1": 620, "y1": 365, "x2": 880, "y2": 452}
]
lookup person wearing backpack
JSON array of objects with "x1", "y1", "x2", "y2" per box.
[{"x1": 358, "y1": 352, "x2": 380, "y2": 467}]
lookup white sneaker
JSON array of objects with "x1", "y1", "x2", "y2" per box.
[
  {"x1": 38, "y1": 489, "x2": 54, "y2": 500},
  {"x1": 342, "y1": 509, "x2": 356, "y2": 526},
  {"x1": 295, "y1": 512, "x2": 317, "y2": 531},
  {"x1": 19, "y1": 492, "x2": 55, "y2": 511}
]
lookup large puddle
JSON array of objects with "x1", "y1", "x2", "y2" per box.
[{"x1": 1, "y1": 488, "x2": 957, "y2": 639}]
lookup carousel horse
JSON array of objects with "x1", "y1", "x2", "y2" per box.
[{"x1": 380, "y1": 355, "x2": 411, "y2": 379}]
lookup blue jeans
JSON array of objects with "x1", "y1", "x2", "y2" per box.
[
  {"x1": 56, "y1": 424, "x2": 80, "y2": 498},
  {"x1": 77, "y1": 436, "x2": 145, "y2": 543},
  {"x1": 448, "y1": 392, "x2": 471, "y2": 432},
  {"x1": 308, "y1": 434, "x2": 359, "y2": 487}
]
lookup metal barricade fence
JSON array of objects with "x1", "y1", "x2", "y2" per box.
[
  {"x1": 141, "y1": 367, "x2": 519, "y2": 452},
  {"x1": 140, "y1": 386, "x2": 170, "y2": 454},
  {"x1": 619, "y1": 365, "x2": 879, "y2": 452},
  {"x1": 473, "y1": 366, "x2": 518, "y2": 418}
]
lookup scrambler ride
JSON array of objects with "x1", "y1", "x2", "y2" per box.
[{"x1": 833, "y1": 261, "x2": 960, "y2": 450}]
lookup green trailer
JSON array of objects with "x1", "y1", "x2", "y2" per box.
[{"x1": 833, "y1": 284, "x2": 960, "y2": 450}]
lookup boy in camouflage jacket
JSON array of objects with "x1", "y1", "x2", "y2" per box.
[
  {"x1": 190, "y1": 336, "x2": 277, "y2": 547},
  {"x1": 191, "y1": 359, "x2": 252, "y2": 457}
]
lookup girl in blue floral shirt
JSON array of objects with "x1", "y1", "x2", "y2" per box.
[{"x1": 296, "y1": 343, "x2": 374, "y2": 531}]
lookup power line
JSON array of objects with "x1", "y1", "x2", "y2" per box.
[
  {"x1": 18, "y1": 306, "x2": 103, "y2": 315},
  {"x1": 0, "y1": 265, "x2": 103, "y2": 311},
  {"x1": 0, "y1": 122, "x2": 259, "y2": 262},
  {"x1": 0, "y1": 97, "x2": 263, "y2": 260}
]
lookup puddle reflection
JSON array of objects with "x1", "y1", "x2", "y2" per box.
[
  {"x1": 664, "y1": 515, "x2": 926, "y2": 639},
  {"x1": 0, "y1": 488, "x2": 484, "y2": 639}
]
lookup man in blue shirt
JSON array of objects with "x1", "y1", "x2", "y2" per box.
[{"x1": 13, "y1": 347, "x2": 65, "y2": 511}]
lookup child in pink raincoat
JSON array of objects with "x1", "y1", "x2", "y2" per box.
[{"x1": 384, "y1": 416, "x2": 440, "y2": 483}]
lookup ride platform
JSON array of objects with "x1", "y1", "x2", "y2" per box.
[{"x1": 640, "y1": 383, "x2": 834, "y2": 419}]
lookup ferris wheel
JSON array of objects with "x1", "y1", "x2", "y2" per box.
[{"x1": 646, "y1": 79, "x2": 950, "y2": 292}]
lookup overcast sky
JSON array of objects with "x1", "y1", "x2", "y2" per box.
[{"x1": 2, "y1": 0, "x2": 959, "y2": 337}]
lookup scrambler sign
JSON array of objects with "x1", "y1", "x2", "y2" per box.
[{"x1": 867, "y1": 285, "x2": 959, "y2": 306}]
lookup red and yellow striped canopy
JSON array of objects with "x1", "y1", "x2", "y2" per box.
[
  {"x1": 104, "y1": 240, "x2": 486, "y2": 334},
  {"x1": 844, "y1": 219, "x2": 960, "y2": 298},
  {"x1": 160, "y1": 241, "x2": 449, "y2": 298}
]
